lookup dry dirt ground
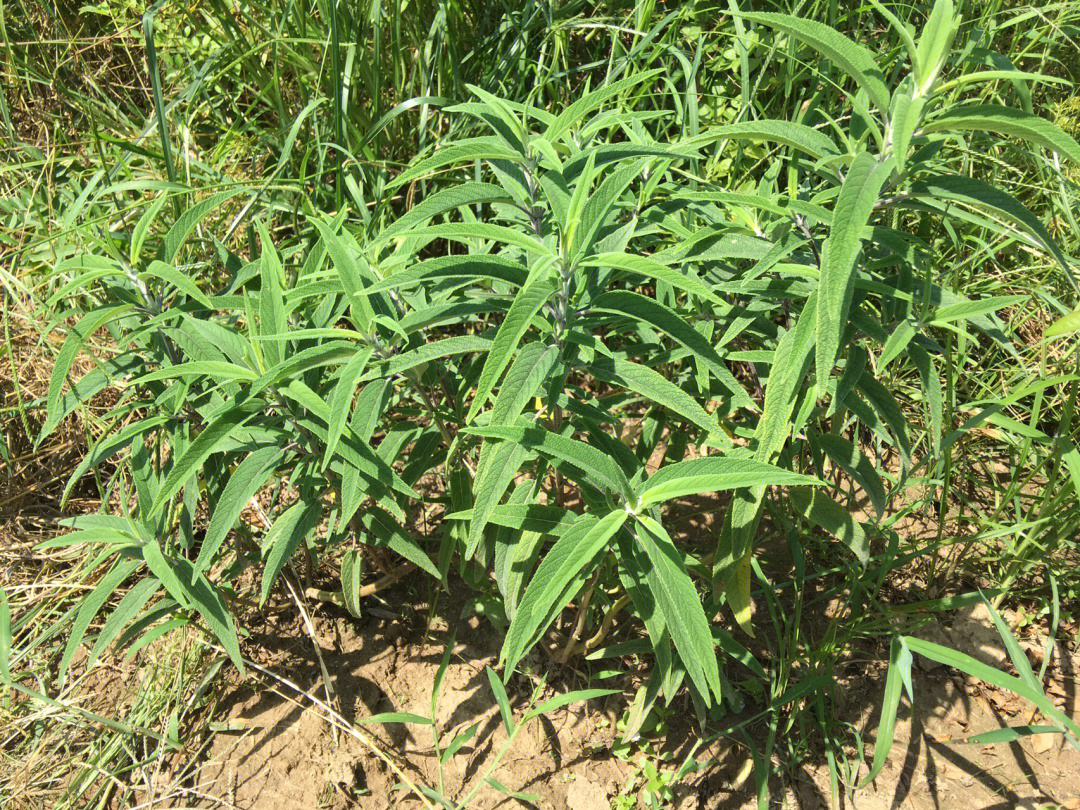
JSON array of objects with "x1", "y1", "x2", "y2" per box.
[{"x1": 146, "y1": 584, "x2": 1080, "y2": 810}]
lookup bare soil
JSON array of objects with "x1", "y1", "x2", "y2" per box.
[{"x1": 152, "y1": 584, "x2": 1080, "y2": 810}]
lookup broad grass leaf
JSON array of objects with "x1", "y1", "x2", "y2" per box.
[
  {"x1": 358, "y1": 712, "x2": 432, "y2": 725},
  {"x1": 816, "y1": 152, "x2": 895, "y2": 383},
  {"x1": 738, "y1": 12, "x2": 890, "y2": 111},
  {"x1": 903, "y1": 635, "x2": 1080, "y2": 744},
  {"x1": 502, "y1": 511, "x2": 626, "y2": 675},
  {"x1": 0, "y1": 589, "x2": 9, "y2": 682},
  {"x1": 859, "y1": 637, "x2": 912, "y2": 786},
  {"x1": 486, "y1": 666, "x2": 515, "y2": 734},
  {"x1": 928, "y1": 294, "x2": 1028, "y2": 327},
  {"x1": 525, "y1": 688, "x2": 620, "y2": 721}
]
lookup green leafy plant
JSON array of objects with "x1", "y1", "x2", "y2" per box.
[{"x1": 35, "y1": 0, "x2": 1080, "y2": 801}]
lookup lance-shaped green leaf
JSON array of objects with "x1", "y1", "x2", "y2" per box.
[
  {"x1": 256, "y1": 220, "x2": 286, "y2": 368},
  {"x1": 489, "y1": 341, "x2": 560, "y2": 425},
  {"x1": 908, "y1": 174, "x2": 1074, "y2": 286},
  {"x1": 261, "y1": 501, "x2": 322, "y2": 604},
  {"x1": 132, "y1": 360, "x2": 258, "y2": 385},
  {"x1": 46, "y1": 304, "x2": 136, "y2": 430},
  {"x1": 467, "y1": 276, "x2": 557, "y2": 422},
  {"x1": 151, "y1": 405, "x2": 258, "y2": 517},
  {"x1": 464, "y1": 422, "x2": 632, "y2": 497},
  {"x1": 545, "y1": 70, "x2": 662, "y2": 142},
  {"x1": 816, "y1": 152, "x2": 894, "y2": 382},
  {"x1": 790, "y1": 489, "x2": 869, "y2": 564},
  {"x1": 196, "y1": 445, "x2": 285, "y2": 572},
  {"x1": 58, "y1": 559, "x2": 140, "y2": 685},
  {"x1": 582, "y1": 253, "x2": 725, "y2": 307},
  {"x1": 888, "y1": 85, "x2": 925, "y2": 174},
  {"x1": 637, "y1": 455, "x2": 820, "y2": 508},
  {"x1": 359, "y1": 335, "x2": 491, "y2": 382},
  {"x1": 448, "y1": 503, "x2": 579, "y2": 535},
  {"x1": 816, "y1": 433, "x2": 888, "y2": 517},
  {"x1": 501, "y1": 510, "x2": 627, "y2": 675},
  {"x1": 632, "y1": 516, "x2": 722, "y2": 705},
  {"x1": 162, "y1": 189, "x2": 245, "y2": 264},
  {"x1": 85, "y1": 577, "x2": 162, "y2": 672},
  {"x1": 914, "y1": 0, "x2": 958, "y2": 92},
  {"x1": 374, "y1": 182, "x2": 512, "y2": 244},
  {"x1": 467, "y1": 439, "x2": 528, "y2": 559},
  {"x1": 310, "y1": 219, "x2": 374, "y2": 333},
  {"x1": 358, "y1": 506, "x2": 440, "y2": 579},
  {"x1": 693, "y1": 120, "x2": 841, "y2": 159},
  {"x1": 588, "y1": 356, "x2": 727, "y2": 442},
  {"x1": 61, "y1": 415, "x2": 170, "y2": 507},
  {"x1": 590, "y1": 290, "x2": 754, "y2": 411},
  {"x1": 713, "y1": 301, "x2": 816, "y2": 609},
  {"x1": 143, "y1": 540, "x2": 244, "y2": 671},
  {"x1": 367, "y1": 254, "x2": 529, "y2": 295},
  {"x1": 738, "y1": 12, "x2": 890, "y2": 111},
  {"x1": 922, "y1": 104, "x2": 1080, "y2": 165},
  {"x1": 340, "y1": 549, "x2": 363, "y2": 617},
  {"x1": 390, "y1": 136, "x2": 524, "y2": 189},
  {"x1": 325, "y1": 348, "x2": 375, "y2": 467},
  {"x1": 141, "y1": 260, "x2": 213, "y2": 309},
  {"x1": 571, "y1": 158, "x2": 648, "y2": 261}
]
